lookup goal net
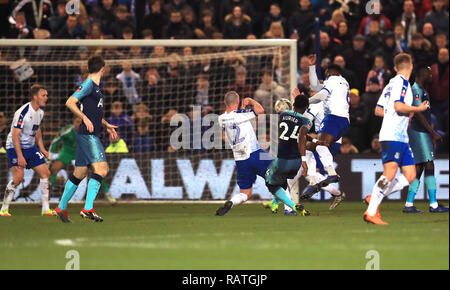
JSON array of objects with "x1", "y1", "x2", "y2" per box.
[{"x1": 0, "y1": 39, "x2": 297, "y2": 203}]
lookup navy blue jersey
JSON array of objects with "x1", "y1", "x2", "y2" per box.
[
  {"x1": 72, "y1": 78, "x2": 104, "y2": 136},
  {"x1": 277, "y1": 110, "x2": 313, "y2": 159},
  {"x1": 410, "y1": 83, "x2": 432, "y2": 133}
]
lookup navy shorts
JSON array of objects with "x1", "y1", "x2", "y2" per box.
[
  {"x1": 75, "y1": 134, "x2": 107, "y2": 167},
  {"x1": 235, "y1": 149, "x2": 273, "y2": 190},
  {"x1": 318, "y1": 114, "x2": 350, "y2": 140},
  {"x1": 381, "y1": 141, "x2": 415, "y2": 167},
  {"x1": 265, "y1": 158, "x2": 302, "y2": 187},
  {"x1": 6, "y1": 146, "x2": 46, "y2": 169}
]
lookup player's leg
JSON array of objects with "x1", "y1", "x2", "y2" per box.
[
  {"x1": 1, "y1": 166, "x2": 24, "y2": 216},
  {"x1": 425, "y1": 162, "x2": 449, "y2": 213},
  {"x1": 79, "y1": 161, "x2": 107, "y2": 222},
  {"x1": 33, "y1": 163, "x2": 54, "y2": 215},
  {"x1": 311, "y1": 172, "x2": 346, "y2": 210},
  {"x1": 403, "y1": 163, "x2": 424, "y2": 213}
]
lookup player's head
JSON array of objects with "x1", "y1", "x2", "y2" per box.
[
  {"x1": 224, "y1": 91, "x2": 240, "y2": 109},
  {"x1": 293, "y1": 91, "x2": 309, "y2": 113},
  {"x1": 394, "y1": 53, "x2": 413, "y2": 74},
  {"x1": 30, "y1": 84, "x2": 48, "y2": 108},
  {"x1": 73, "y1": 116, "x2": 82, "y2": 131},
  {"x1": 415, "y1": 65, "x2": 432, "y2": 85},
  {"x1": 88, "y1": 55, "x2": 105, "y2": 75},
  {"x1": 325, "y1": 64, "x2": 342, "y2": 77}
]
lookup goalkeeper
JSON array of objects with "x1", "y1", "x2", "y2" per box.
[{"x1": 49, "y1": 116, "x2": 116, "y2": 204}]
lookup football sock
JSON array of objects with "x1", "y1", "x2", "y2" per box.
[
  {"x1": 230, "y1": 192, "x2": 248, "y2": 207},
  {"x1": 271, "y1": 198, "x2": 279, "y2": 205},
  {"x1": 316, "y1": 145, "x2": 336, "y2": 176},
  {"x1": 101, "y1": 180, "x2": 109, "y2": 194},
  {"x1": 424, "y1": 169, "x2": 437, "y2": 208},
  {"x1": 305, "y1": 150, "x2": 316, "y2": 178},
  {"x1": 58, "y1": 175, "x2": 82, "y2": 211},
  {"x1": 367, "y1": 175, "x2": 390, "y2": 216},
  {"x1": 384, "y1": 174, "x2": 409, "y2": 197},
  {"x1": 274, "y1": 187, "x2": 295, "y2": 210},
  {"x1": 1, "y1": 180, "x2": 17, "y2": 212},
  {"x1": 406, "y1": 179, "x2": 420, "y2": 206},
  {"x1": 50, "y1": 174, "x2": 57, "y2": 185},
  {"x1": 84, "y1": 174, "x2": 102, "y2": 211},
  {"x1": 40, "y1": 178, "x2": 50, "y2": 212}
]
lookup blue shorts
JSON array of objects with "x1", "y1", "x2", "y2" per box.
[
  {"x1": 6, "y1": 146, "x2": 46, "y2": 169},
  {"x1": 314, "y1": 142, "x2": 341, "y2": 174},
  {"x1": 381, "y1": 141, "x2": 415, "y2": 167},
  {"x1": 235, "y1": 149, "x2": 273, "y2": 190},
  {"x1": 75, "y1": 134, "x2": 107, "y2": 167},
  {"x1": 318, "y1": 114, "x2": 349, "y2": 140}
]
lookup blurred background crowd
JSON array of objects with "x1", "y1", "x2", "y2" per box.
[{"x1": 0, "y1": 0, "x2": 448, "y2": 155}]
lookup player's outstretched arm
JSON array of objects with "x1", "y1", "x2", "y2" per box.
[
  {"x1": 66, "y1": 96, "x2": 94, "y2": 133},
  {"x1": 35, "y1": 128, "x2": 49, "y2": 158},
  {"x1": 241, "y1": 98, "x2": 264, "y2": 115},
  {"x1": 298, "y1": 126, "x2": 308, "y2": 176}
]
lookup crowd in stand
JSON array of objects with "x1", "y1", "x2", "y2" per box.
[{"x1": 0, "y1": 0, "x2": 448, "y2": 154}]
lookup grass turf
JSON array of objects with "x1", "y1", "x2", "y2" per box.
[{"x1": 0, "y1": 201, "x2": 448, "y2": 270}]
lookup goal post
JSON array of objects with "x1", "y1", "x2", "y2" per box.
[{"x1": 0, "y1": 39, "x2": 298, "y2": 203}]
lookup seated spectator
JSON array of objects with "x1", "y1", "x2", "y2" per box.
[
  {"x1": 194, "y1": 73, "x2": 214, "y2": 115},
  {"x1": 362, "y1": 134, "x2": 382, "y2": 155},
  {"x1": 254, "y1": 69, "x2": 287, "y2": 114},
  {"x1": 325, "y1": 9, "x2": 346, "y2": 38},
  {"x1": 223, "y1": 5, "x2": 252, "y2": 39},
  {"x1": 434, "y1": 33, "x2": 448, "y2": 52},
  {"x1": 54, "y1": 14, "x2": 86, "y2": 39},
  {"x1": 219, "y1": 0, "x2": 255, "y2": 29},
  {"x1": 143, "y1": 0, "x2": 168, "y2": 39},
  {"x1": 424, "y1": 0, "x2": 449, "y2": 36},
  {"x1": 182, "y1": 6, "x2": 199, "y2": 35},
  {"x1": 162, "y1": 10, "x2": 193, "y2": 39},
  {"x1": 394, "y1": 22, "x2": 408, "y2": 52},
  {"x1": 348, "y1": 89, "x2": 369, "y2": 151},
  {"x1": 262, "y1": 21, "x2": 284, "y2": 39},
  {"x1": 422, "y1": 22, "x2": 436, "y2": 47},
  {"x1": 103, "y1": 76, "x2": 130, "y2": 115},
  {"x1": 109, "y1": 5, "x2": 136, "y2": 39},
  {"x1": 8, "y1": 11, "x2": 33, "y2": 39},
  {"x1": 87, "y1": 22, "x2": 104, "y2": 54},
  {"x1": 365, "y1": 20, "x2": 384, "y2": 51},
  {"x1": 297, "y1": 56, "x2": 310, "y2": 85},
  {"x1": 334, "y1": 21, "x2": 352, "y2": 48},
  {"x1": 358, "y1": 2, "x2": 392, "y2": 35},
  {"x1": 262, "y1": 3, "x2": 287, "y2": 36},
  {"x1": 132, "y1": 104, "x2": 153, "y2": 152},
  {"x1": 289, "y1": 0, "x2": 315, "y2": 42},
  {"x1": 365, "y1": 55, "x2": 391, "y2": 92},
  {"x1": 408, "y1": 33, "x2": 435, "y2": 68},
  {"x1": 106, "y1": 101, "x2": 134, "y2": 149},
  {"x1": 340, "y1": 137, "x2": 359, "y2": 154},
  {"x1": 91, "y1": 0, "x2": 117, "y2": 36},
  {"x1": 226, "y1": 65, "x2": 254, "y2": 100},
  {"x1": 196, "y1": 9, "x2": 219, "y2": 39},
  {"x1": 116, "y1": 62, "x2": 141, "y2": 108},
  {"x1": 122, "y1": 26, "x2": 134, "y2": 40}
]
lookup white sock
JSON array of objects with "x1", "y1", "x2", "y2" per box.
[
  {"x1": 314, "y1": 173, "x2": 341, "y2": 196},
  {"x1": 367, "y1": 176, "x2": 391, "y2": 216},
  {"x1": 430, "y1": 202, "x2": 438, "y2": 209},
  {"x1": 305, "y1": 150, "x2": 316, "y2": 177},
  {"x1": 384, "y1": 175, "x2": 410, "y2": 197},
  {"x1": 316, "y1": 145, "x2": 336, "y2": 176},
  {"x1": 230, "y1": 193, "x2": 248, "y2": 207},
  {"x1": 40, "y1": 178, "x2": 50, "y2": 212},
  {"x1": 284, "y1": 188, "x2": 293, "y2": 211},
  {"x1": 1, "y1": 180, "x2": 17, "y2": 212}
]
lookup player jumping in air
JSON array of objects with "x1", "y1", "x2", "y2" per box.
[
  {"x1": 54, "y1": 55, "x2": 119, "y2": 223},
  {"x1": 403, "y1": 66, "x2": 448, "y2": 213},
  {"x1": 215, "y1": 91, "x2": 276, "y2": 216},
  {"x1": 264, "y1": 91, "x2": 313, "y2": 216},
  {"x1": 300, "y1": 56, "x2": 350, "y2": 199},
  {"x1": 364, "y1": 53, "x2": 429, "y2": 225},
  {"x1": 49, "y1": 116, "x2": 116, "y2": 204},
  {"x1": 1, "y1": 84, "x2": 54, "y2": 217}
]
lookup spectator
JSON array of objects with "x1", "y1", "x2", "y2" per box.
[
  {"x1": 142, "y1": 0, "x2": 169, "y2": 39},
  {"x1": 340, "y1": 136, "x2": 359, "y2": 154},
  {"x1": 325, "y1": 9, "x2": 346, "y2": 38},
  {"x1": 106, "y1": 101, "x2": 134, "y2": 148},
  {"x1": 196, "y1": 9, "x2": 220, "y2": 39},
  {"x1": 91, "y1": 0, "x2": 117, "y2": 35},
  {"x1": 227, "y1": 66, "x2": 254, "y2": 100},
  {"x1": 110, "y1": 5, "x2": 136, "y2": 39},
  {"x1": 262, "y1": 21, "x2": 284, "y2": 39},
  {"x1": 220, "y1": 0, "x2": 255, "y2": 29},
  {"x1": 342, "y1": 34, "x2": 372, "y2": 92},
  {"x1": 182, "y1": 6, "x2": 199, "y2": 35},
  {"x1": 397, "y1": 0, "x2": 418, "y2": 43},
  {"x1": 347, "y1": 88, "x2": 369, "y2": 151},
  {"x1": 333, "y1": 55, "x2": 358, "y2": 90},
  {"x1": 363, "y1": 134, "x2": 382, "y2": 154},
  {"x1": 49, "y1": 0, "x2": 68, "y2": 34},
  {"x1": 305, "y1": 31, "x2": 337, "y2": 61},
  {"x1": 394, "y1": 21, "x2": 409, "y2": 52},
  {"x1": 358, "y1": 2, "x2": 392, "y2": 35},
  {"x1": 334, "y1": 21, "x2": 352, "y2": 48},
  {"x1": 408, "y1": 32, "x2": 435, "y2": 68},
  {"x1": 116, "y1": 62, "x2": 141, "y2": 108},
  {"x1": 362, "y1": 76, "x2": 383, "y2": 110},
  {"x1": 414, "y1": 0, "x2": 433, "y2": 19},
  {"x1": 289, "y1": 0, "x2": 315, "y2": 41},
  {"x1": 103, "y1": 76, "x2": 130, "y2": 116},
  {"x1": 86, "y1": 22, "x2": 104, "y2": 54},
  {"x1": 435, "y1": 33, "x2": 448, "y2": 52},
  {"x1": 365, "y1": 55, "x2": 391, "y2": 92},
  {"x1": 192, "y1": 0, "x2": 220, "y2": 22},
  {"x1": 422, "y1": 22, "x2": 436, "y2": 46},
  {"x1": 424, "y1": 0, "x2": 449, "y2": 36},
  {"x1": 429, "y1": 47, "x2": 449, "y2": 127},
  {"x1": 54, "y1": 15, "x2": 86, "y2": 39},
  {"x1": 194, "y1": 73, "x2": 214, "y2": 114},
  {"x1": 11, "y1": 0, "x2": 54, "y2": 32},
  {"x1": 132, "y1": 103, "x2": 154, "y2": 152},
  {"x1": 8, "y1": 11, "x2": 33, "y2": 39},
  {"x1": 164, "y1": 0, "x2": 190, "y2": 14},
  {"x1": 298, "y1": 56, "x2": 310, "y2": 85},
  {"x1": 262, "y1": 3, "x2": 287, "y2": 36},
  {"x1": 223, "y1": 5, "x2": 252, "y2": 39},
  {"x1": 254, "y1": 69, "x2": 287, "y2": 114},
  {"x1": 376, "y1": 31, "x2": 401, "y2": 69},
  {"x1": 162, "y1": 10, "x2": 194, "y2": 39},
  {"x1": 365, "y1": 20, "x2": 384, "y2": 51},
  {"x1": 122, "y1": 25, "x2": 134, "y2": 39}
]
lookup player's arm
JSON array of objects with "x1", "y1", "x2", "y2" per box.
[
  {"x1": 374, "y1": 105, "x2": 384, "y2": 117},
  {"x1": 11, "y1": 127, "x2": 26, "y2": 168},
  {"x1": 66, "y1": 96, "x2": 94, "y2": 133},
  {"x1": 35, "y1": 128, "x2": 49, "y2": 158},
  {"x1": 298, "y1": 126, "x2": 308, "y2": 176},
  {"x1": 102, "y1": 119, "x2": 119, "y2": 142},
  {"x1": 414, "y1": 112, "x2": 442, "y2": 142},
  {"x1": 308, "y1": 55, "x2": 324, "y2": 92},
  {"x1": 308, "y1": 89, "x2": 328, "y2": 104},
  {"x1": 394, "y1": 100, "x2": 428, "y2": 114},
  {"x1": 241, "y1": 98, "x2": 264, "y2": 115}
]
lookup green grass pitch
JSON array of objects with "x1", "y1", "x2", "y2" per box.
[{"x1": 0, "y1": 201, "x2": 448, "y2": 270}]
